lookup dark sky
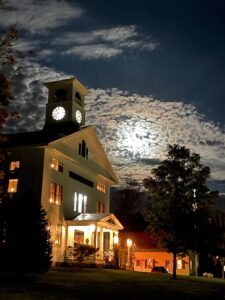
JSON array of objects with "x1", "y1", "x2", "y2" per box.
[{"x1": 0, "y1": 0, "x2": 225, "y2": 192}]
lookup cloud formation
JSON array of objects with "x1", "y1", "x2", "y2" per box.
[
  {"x1": 3, "y1": 63, "x2": 225, "y2": 190},
  {"x1": 58, "y1": 26, "x2": 159, "y2": 59},
  {"x1": 0, "y1": 0, "x2": 83, "y2": 34}
]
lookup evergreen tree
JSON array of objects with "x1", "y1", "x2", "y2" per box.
[
  {"x1": 143, "y1": 144, "x2": 218, "y2": 279},
  {"x1": 0, "y1": 193, "x2": 52, "y2": 273}
]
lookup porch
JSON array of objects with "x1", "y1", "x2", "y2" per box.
[{"x1": 65, "y1": 213, "x2": 124, "y2": 264}]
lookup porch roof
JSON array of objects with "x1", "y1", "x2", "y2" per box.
[{"x1": 66, "y1": 213, "x2": 124, "y2": 231}]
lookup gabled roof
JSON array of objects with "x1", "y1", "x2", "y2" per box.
[
  {"x1": 66, "y1": 213, "x2": 124, "y2": 230},
  {"x1": 49, "y1": 126, "x2": 119, "y2": 184},
  {"x1": 1, "y1": 122, "x2": 81, "y2": 148}
]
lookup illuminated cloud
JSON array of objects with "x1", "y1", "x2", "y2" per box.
[
  {"x1": 58, "y1": 26, "x2": 159, "y2": 59},
  {"x1": 3, "y1": 67, "x2": 225, "y2": 188},
  {"x1": 64, "y1": 44, "x2": 123, "y2": 59},
  {"x1": 0, "y1": 0, "x2": 83, "y2": 34}
]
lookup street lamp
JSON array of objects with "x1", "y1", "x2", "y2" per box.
[
  {"x1": 192, "y1": 188, "x2": 198, "y2": 277},
  {"x1": 127, "y1": 239, "x2": 133, "y2": 270},
  {"x1": 113, "y1": 235, "x2": 119, "y2": 269}
]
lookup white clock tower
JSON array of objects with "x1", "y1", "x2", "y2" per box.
[{"x1": 43, "y1": 77, "x2": 89, "y2": 130}]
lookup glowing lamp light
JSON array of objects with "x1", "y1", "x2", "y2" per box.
[
  {"x1": 89, "y1": 224, "x2": 96, "y2": 232},
  {"x1": 127, "y1": 239, "x2": 132, "y2": 247},
  {"x1": 49, "y1": 198, "x2": 54, "y2": 203},
  {"x1": 55, "y1": 240, "x2": 59, "y2": 245},
  {"x1": 50, "y1": 163, "x2": 54, "y2": 168},
  {"x1": 10, "y1": 187, "x2": 15, "y2": 192},
  {"x1": 113, "y1": 235, "x2": 119, "y2": 245}
]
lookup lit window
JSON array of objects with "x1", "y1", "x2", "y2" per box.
[
  {"x1": 177, "y1": 259, "x2": 185, "y2": 270},
  {"x1": 7, "y1": 179, "x2": 18, "y2": 193},
  {"x1": 55, "y1": 225, "x2": 62, "y2": 246},
  {"x1": 74, "y1": 192, "x2": 87, "y2": 213},
  {"x1": 49, "y1": 183, "x2": 63, "y2": 205},
  {"x1": 50, "y1": 159, "x2": 63, "y2": 172},
  {"x1": 136, "y1": 260, "x2": 141, "y2": 267},
  {"x1": 97, "y1": 181, "x2": 106, "y2": 193},
  {"x1": 165, "y1": 260, "x2": 171, "y2": 269},
  {"x1": 96, "y1": 201, "x2": 105, "y2": 213},
  {"x1": 9, "y1": 161, "x2": 20, "y2": 171}
]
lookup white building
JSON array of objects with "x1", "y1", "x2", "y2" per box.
[{"x1": 1, "y1": 77, "x2": 123, "y2": 264}]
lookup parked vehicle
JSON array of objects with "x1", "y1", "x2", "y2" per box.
[{"x1": 151, "y1": 266, "x2": 168, "y2": 273}]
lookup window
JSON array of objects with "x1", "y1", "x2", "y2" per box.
[
  {"x1": 7, "y1": 179, "x2": 18, "y2": 193},
  {"x1": 49, "y1": 183, "x2": 63, "y2": 205},
  {"x1": 97, "y1": 181, "x2": 106, "y2": 193},
  {"x1": 54, "y1": 89, "x2": 67, "y2": 102},
  {"x1": 136, "y1": 259, "x2": 141, "y2": 267},
  {"x1": 74, "y1": 192, "x2": 87, "y2": 213},
  {"x1": 55, "y1": 225, "x2": 62, "y2": 246},
  {"x1": 165, "y1": 259, "x2": 171, "y2": 269},
  {"x1": 75, "y1": 91, "x2": 82, "y2": 102},
  {"x1": 177, "y1": 259, "x2": 185, "y2": 270},
  {"x1": 69, "y1": 171, "x2": 93, "y2": 187},
  {"x1": 9, "y1": 161, "x2": 20, "y2": 171},
  {"x1": 96, "y1": 201, "x2": 105, "y2": 213},
  {"x1": 74, "y1": 230, "x2": 84, "y2": 244},
  {"x1": 78, "y1": 140, "x2": 88, "y2": 159},
  {"x1": 51, "y1": 159, "x2": 63, "y2": 172}
]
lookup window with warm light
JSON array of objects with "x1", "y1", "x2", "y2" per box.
[
  {"x1": 177, "y1": 259, "x2": 185, "y2": 270},
  {"x1": 55, "y1": 224, "x2": 62, "y2": 246},
  {"x1": 51, "y1": 159, "x2": 63, "y2": 172},
  {"x1": 9, "y1": 161, "x2": 20, "y2": 171},
  {"x1": 74, "y1": 192, "x2": 87, "y2": 213},
  {"x1": 96, "y1": 201, "x2": 105, "y2": 213},
  {"x1": 7, "y1": 179, "x2": 18, "y2": 193},
  {"x1": 97, "y1": 181, "x2": 106, "y2": 193},
  {"x1": 49, "y1": 182, "x2": 63, "y2": 205}
]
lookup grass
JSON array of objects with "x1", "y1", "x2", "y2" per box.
[{"x1": 0, "y1": 267, "x2": 225, "y2": 300}]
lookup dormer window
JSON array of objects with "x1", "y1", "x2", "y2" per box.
[
  {"x1": 78, "y1": 140, "x2": 88, "y2": 159},
  {"x1": 54, "y1": 89, "x2": 67, "y2": 102}
]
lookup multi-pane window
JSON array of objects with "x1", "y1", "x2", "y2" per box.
[
  {"x1": 49, "y1": 183, "x2": 63, "y2": 205},
  {"x1": 51, "y1": 159, "x2": 63, "y2": 172},
  {"x1": 74, "y1": 192, "x2": 87, "y2": 213},
  {"x1": 7, "y1": 179, "x2": 18, "y2": 193},
  {"x1": 9, "y1": 161, "x2": 20, "y2": 171},
  {"x1": 96, "y1": 201, "x2": 105, "y2": 213},
  {"x1": 97, "y1": 181, "x2": 106, "y2": 193},
  {"x1": 55, "y1": 225, "x2": 62, "y2": 246}
]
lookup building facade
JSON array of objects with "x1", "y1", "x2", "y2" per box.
[{"x1": 1, "y1": 77, "x2": 123, "y2": 264}]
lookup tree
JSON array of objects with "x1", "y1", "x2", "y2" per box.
[
  {"x1": 72, "y1": 243, "x2": 99, "y2": 263},
  {"x1": 143, "y1": 144, "x2": 218, "y2": 279},
  {"x1": 110, "y1": 179, "x2": 147, "y2": 231},
  {"x1": 0, "y1": 28, "x2": 29, "y2": 127},
  {"x1": 0, "y1": 193, "x2": 52, "y2": 273}
]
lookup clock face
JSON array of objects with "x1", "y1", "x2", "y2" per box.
[
  {"x1": 52, "y1": 106, "x2": 66, "y2": 120},
  {"x1": 75, "y1": 110, "x2": 82, "y2": 124}
]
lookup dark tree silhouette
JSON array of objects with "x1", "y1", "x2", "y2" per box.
[
  {"x1": 0, "y1": 193, "x2": 52, "y2": 273},
  {"x1": 144, "y1": 144, "x2": 219, "y2": 279}
]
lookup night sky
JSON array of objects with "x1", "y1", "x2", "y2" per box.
[{"x1": 0, "y1": 0, "x2": 225, "y2": 192}]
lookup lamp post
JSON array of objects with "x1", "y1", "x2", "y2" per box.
[
  {"x1": 127, "y1": 239, "x2": 133, "y2": 270},
  {"x1": 113, "y1": 235, "x2": 119, "y2": 269},
  {"x1": 192, "y1": 188, "x2": 198, "y2": 277}
]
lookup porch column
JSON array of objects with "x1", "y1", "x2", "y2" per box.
[{"x1": 99, "y1": 228, "x2": 104, "y2": 261}]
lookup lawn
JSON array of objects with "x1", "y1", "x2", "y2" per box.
[{"x1": 0, "y1": 267, "x2": 225, "y2": 300}]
